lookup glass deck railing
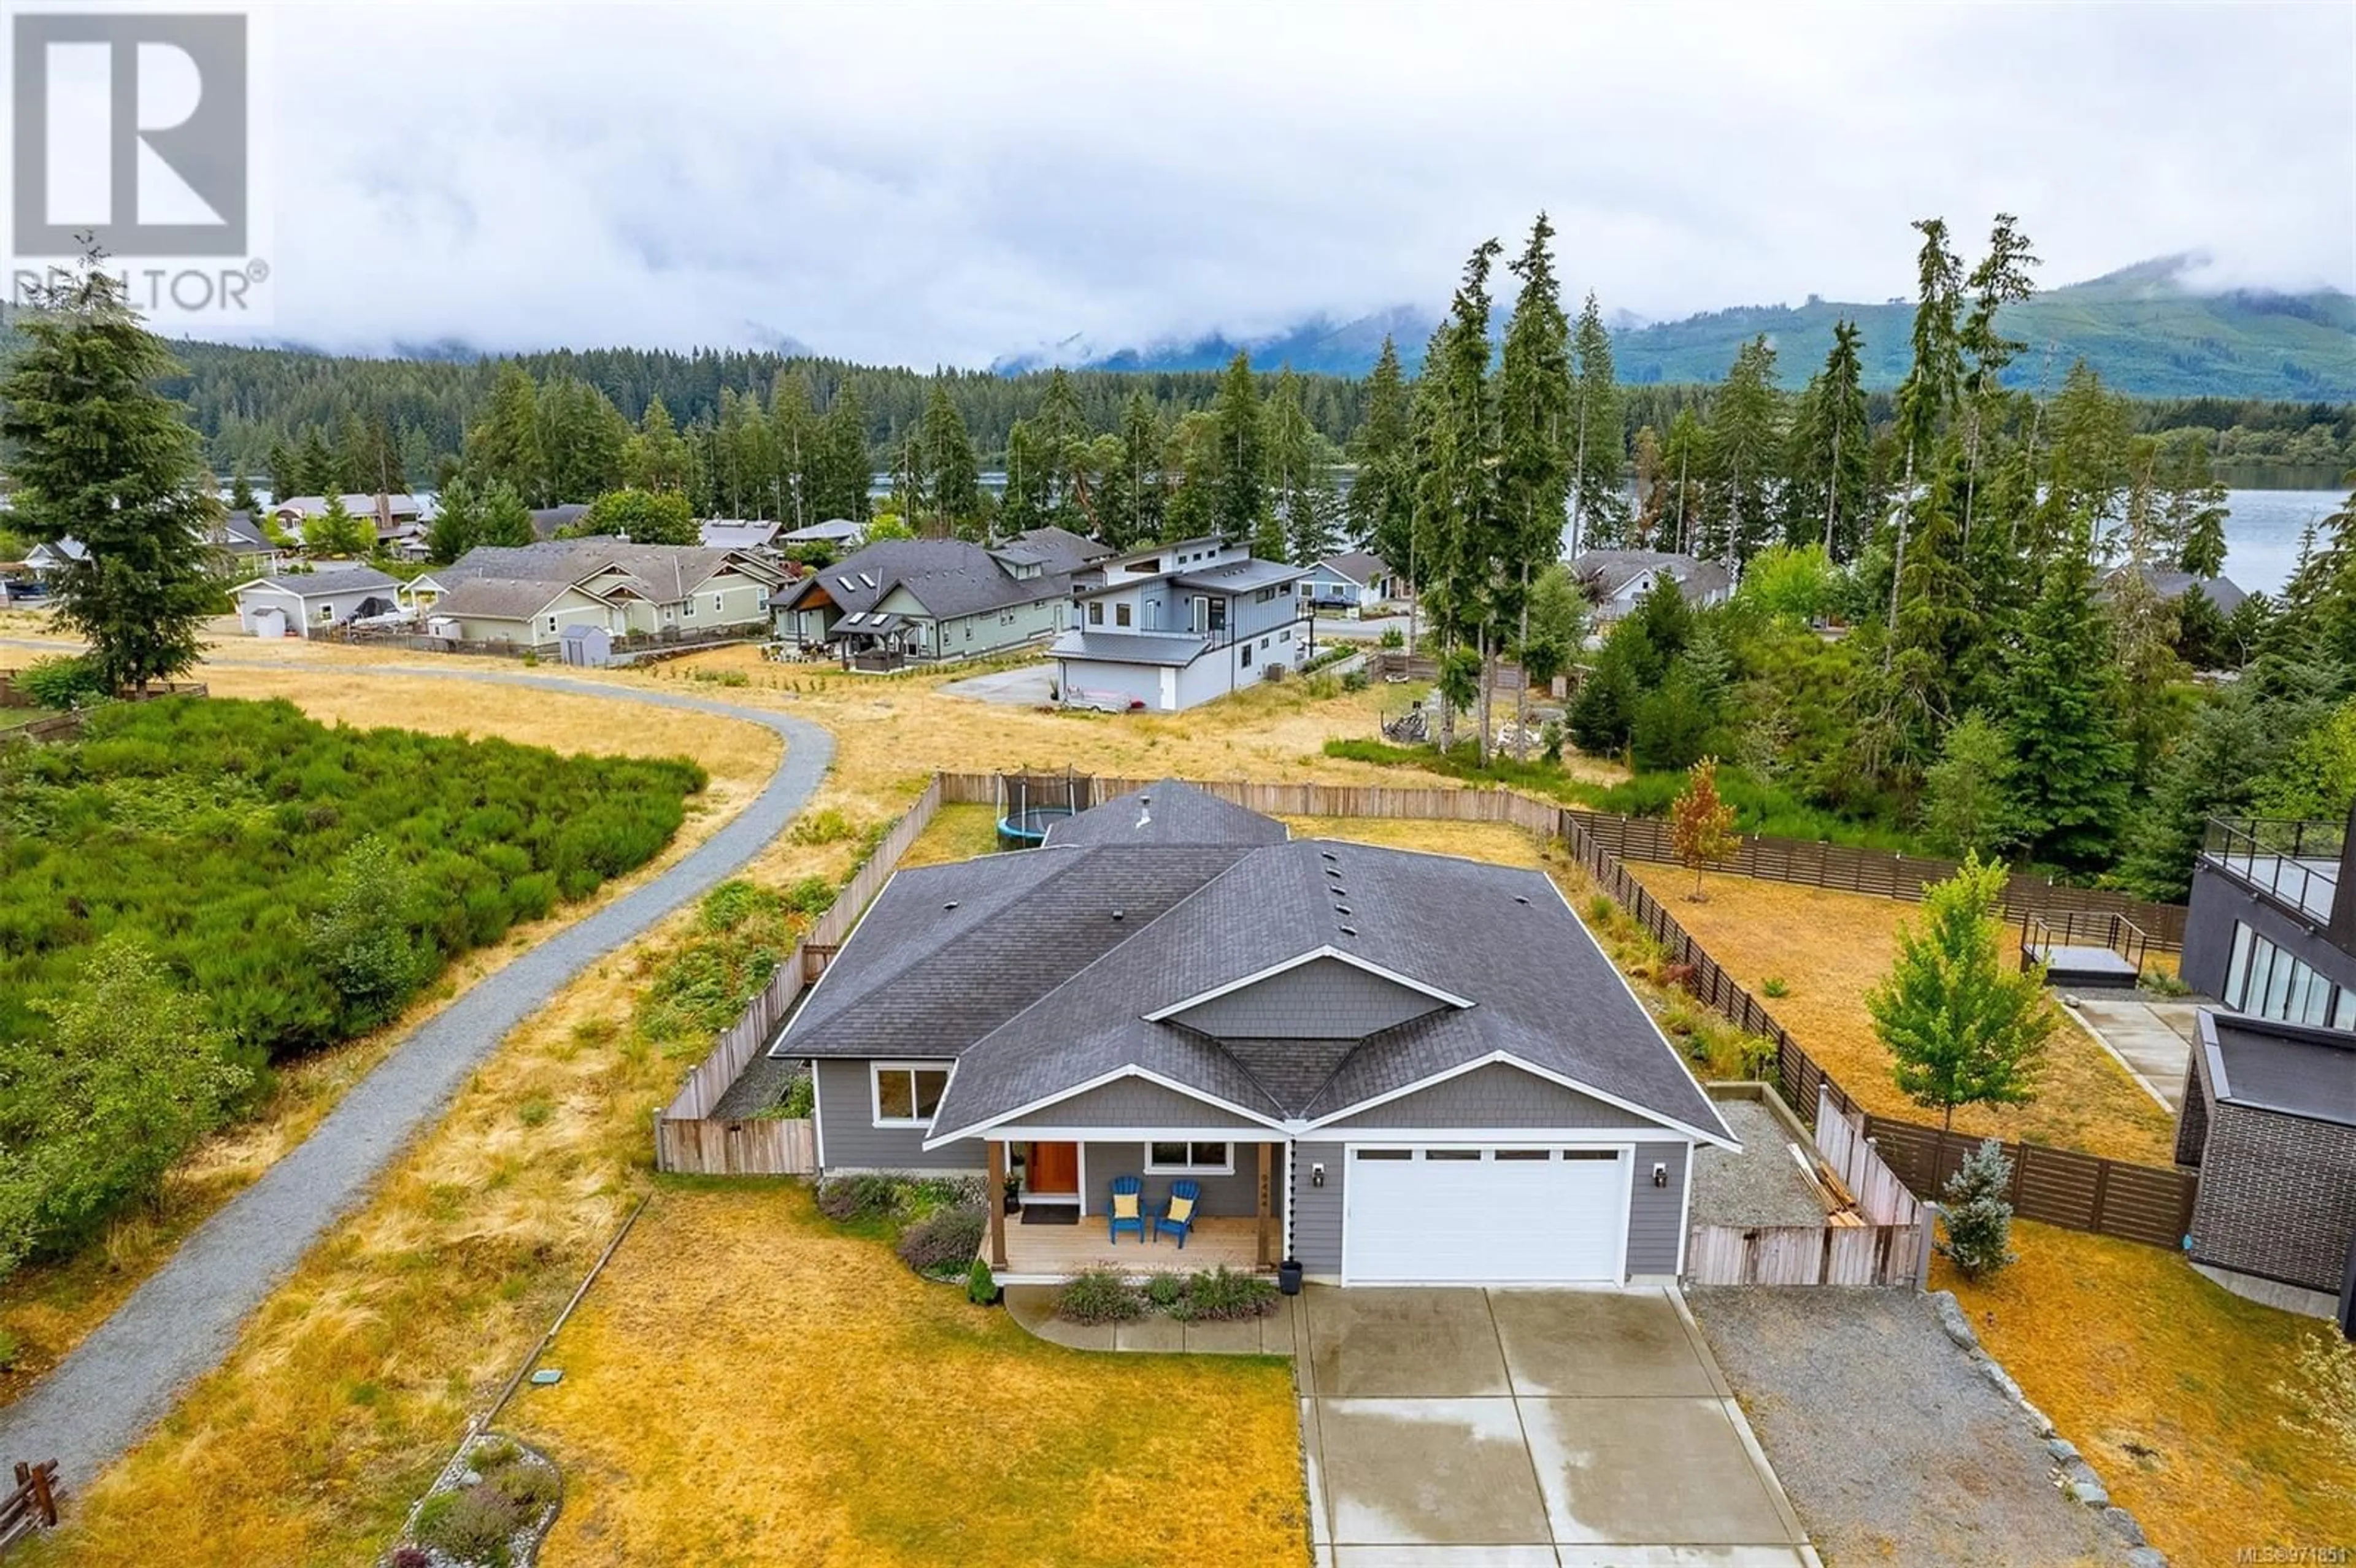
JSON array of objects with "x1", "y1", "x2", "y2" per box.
[{"x1": 2201, "y1": 817, "x2": 2343, "y2": 923}]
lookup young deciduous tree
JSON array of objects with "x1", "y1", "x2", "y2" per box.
[
  {"x1": 0, "y1": 247, "x2": 219, "y2": 693},
  {"x1": 1866, "y1": 855, "x2": 2055, "y2": 1132},
  {"x1": 1936, "y1": 1139, "x2": 2019, "y2": 1280},
  {"x1": 579, "y1": 486, "x2": 697, "y2": 545},
  {"x1": 1668, "y1": 757, "x2": 1739, "y2": 899}
]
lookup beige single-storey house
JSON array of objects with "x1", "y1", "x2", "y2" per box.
[{"x1": 412, "y1": 538, "x2": 784, "y2": 650}]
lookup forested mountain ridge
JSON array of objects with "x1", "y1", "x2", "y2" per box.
[{"x1": 1002, "y1": 258, "x2": 2356, "y2": 400}]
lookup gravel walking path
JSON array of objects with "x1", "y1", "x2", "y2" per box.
[
  {"x1": 1687, "y1": 1288, "x2": 2128, "y2": 1566},
  {"x1": 1690, "y1": 1100, "x2": 1836, "y2": 1228},
  {"x1": 0, "y1": 665, "x2": 833, "y2": 1492}
]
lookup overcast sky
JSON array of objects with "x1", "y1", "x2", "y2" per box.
[{"x1": 253, "y1": 0, "x2": 2354, "y2": 364}]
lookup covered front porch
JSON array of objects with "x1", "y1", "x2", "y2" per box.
[{"x1": 983, "y1": 1137, "x2": 1283, "y2": 1286}]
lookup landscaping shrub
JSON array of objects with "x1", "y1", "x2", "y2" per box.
[
  {"x1": 1761, "y1": 976, "x2": 1790, "y2": 998},
  {"x1": 895, "y1": 1205, "x2": 985, "y2": 1274},
  {"x1": 1055, "y1": 1268, "x2": 1145, "y2": 1324},
  {"x1": 487, "y1": 1460, "x2": 560, "y2": 1516},
  {"x1": 965, "y1": 1258, "x2": 997, "y2": 1305},
  {"x1": 783, "y1": 875, "x2": 837, "y2": 916},
  {"x1": 1379, "y1": 626, "x2": 1405, "y2": 649},
  {"x1": 13, "y1": 654, "x2": 109, "y2": 709},
  {"x1": 471, "y1": 1437, "x2": 522, "y2": 1472},
  {"x1": 788, "y1": 806, "x2": 856, "y2": 845},
  {"x1": 1937, "y1": 1140, "x2": 2019, "y2": 1280},
  {"x1": 814, "y1": 1174, "x2": 903, "y2": 1225},
  {"x1": 633, "y1": 881, "x2": 795, "y2": 1045},
  {"x1": 414, "y1": 1482, "x2": 521, "y2": 1563},
  {"x1": 1171, "y1": 1267, "x2": 1280, "y2": 1321},
  {"x1": 1143, "y1": 1273, "x2": 1184, "y2": 1310},
  {"x1": 774, "y1": 1070, "x2": 814, "y2": 1118},
  {"x1": 1341, "y1": 669, "x2": 1369, "y2": 693}
]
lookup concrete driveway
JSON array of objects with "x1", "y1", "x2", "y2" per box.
[
  {"x1": 1297, "y1": 1286, "x2": 1817, "y2": 1567},
  {"x1": 938, "y1": 661, "x2": 1055, "y2": 705}
]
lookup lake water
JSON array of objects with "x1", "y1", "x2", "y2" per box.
[
  {"x1": 1554, "y1": 486, "x2": 2347, "y2": 599},
  {"x1": 2211, "y1": 488, "x2": 2346, "y2": 598}
]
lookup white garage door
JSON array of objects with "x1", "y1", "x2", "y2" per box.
[{"x1": 1342, "y1": 1146, "x2": 1626, "y2": 1285}]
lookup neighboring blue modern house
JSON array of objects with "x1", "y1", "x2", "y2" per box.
[{"x1": 1051, "y1": 537, "x2": 1314, "y2": 712}]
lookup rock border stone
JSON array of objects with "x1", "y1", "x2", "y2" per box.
[{"x1": 1927, "y1": 1289, "x2": 2166, "y2": 1567}]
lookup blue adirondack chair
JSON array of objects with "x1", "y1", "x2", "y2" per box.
[
  {"x1": 1107, "y1": 1174, "x2": 1145, "y2": 1244},
  {"x1": 1153, "y1": 1179, "x2": 1202, "y2": 1248}
]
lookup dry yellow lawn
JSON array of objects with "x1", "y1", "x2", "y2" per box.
[
  {"x1": 897, "y1": 802, "x2": 1005, "y2": 869},
  {"x1": 510, "y1": 1184, "x2": 1306, "y2": 1567},
  {"x1": 1628, "y1": 867, "x2": 2178, "y2": 1164},
  {"x1": 1937, "y1": 1226, "x2": 2355, "y2": 1564}
]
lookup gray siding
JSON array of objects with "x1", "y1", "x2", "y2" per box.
[
  {"x1": 1321, "y1": 1063, "x2": 1658, "y2": 1131},
  {"x1": 1174, "y1": 956, "x2": 1439, "y2": 1039},
  {"x1": 1009, "y1": 1074, "x2": 1265, "y2": 1130},
  {"x1": 1628, "y1": 1142, "x2": 1688, "y2": 1278},
  {"x1": 1079, "y1": 1140, "x2": 1282, "y2": 1223},
  {"x1": 814, "y1": 1058, "x2": 985, "y2": 1173},
  {"x1": 1291, "y1": 1140, "x2": 1346, "y2": 1274}
]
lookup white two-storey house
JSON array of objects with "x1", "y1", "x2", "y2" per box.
[{"x1": 1050, "y1": 536, "x2": 1313, "y2": 712}]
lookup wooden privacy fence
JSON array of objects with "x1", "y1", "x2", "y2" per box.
[
  {"x1": 1685, "y1": 1221, "x2": 1928, "y2": 1287},
  {"x1": 654, "y1": 776, "x2": 945, "y2": 1174},
  {"x1": 938, "y1": 769, "x2": 1568, "y2": 834},
  {"x1": 1560, "y1": 814, "x2": 2202, "y2": 1253},
  {"x1": 1855, "y1": 1116, "x2": 2196, "y2": 1250},
  {"x1": 0, "y1": 1460, "x2": 59, "y2": 1553},
  {"x1": 1685, "y1": 1085, "x2": 1932, "y2": 1287},
  {"x1": 1565, "y1": 810, "x2": 2189, "y2": 951}
]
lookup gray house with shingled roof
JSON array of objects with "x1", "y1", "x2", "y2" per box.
[{"x1": 770, "y1": 778, "x2": 1736, "y2": 1286}]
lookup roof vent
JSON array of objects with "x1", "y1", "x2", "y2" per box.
[
  {"x1": 1334, "y1": 905, "x2": 1352, "y2": 916},
  {"x1": 1323, "y1": 865, "x2": 1343, "y2": 880},
  {"x1": 944, "y1": 901, "x2": 960, "y2": 911},
  {"x1": 1111, "y1": 908, "x2": 1125, "y2": 921},
  {"x1": 1514, "y1": 895, "x2": 1530, "y2": 905},
  {"x1": 1337, "y1": 924, "x2": 1358, "y2": 937},
  {"x1": 1319, "y1": 850, "x2": 1338, "y2": 862}
]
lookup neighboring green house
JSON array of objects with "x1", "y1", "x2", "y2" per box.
[
  {"x1": 771, "y1": 536, "x2": 1085, "y2": 666},
  {"x1": 410, "y1": 538, "x2": 785, "y2": 649}
]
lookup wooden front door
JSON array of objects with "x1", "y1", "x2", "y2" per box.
[{"x1": 1026, "y1": 1142, "x2": 1079, "y2": 1197}]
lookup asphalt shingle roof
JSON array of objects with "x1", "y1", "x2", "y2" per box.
[
  {"x1": 772, "y1": 783, "x2": 1733, "y2": 1146},
  {"x1": 1044, "y1": 778, "x2": 1291, "y2": 849},
  {"x1": 242, "y1": 566, "x2": 399, "y2": 596},
  {"x1": 771, "y1": 537, "x2": 1068, "y2": 619},
  {"x1": 440, "y1": 539, "x2": 756, "y2": 602},
  {"x1": 428, "y1": 576, "x2": 579, "y2": 620},
  {"x1": 1315, "y1": 551, "x2": 1391, "y2": 586}
]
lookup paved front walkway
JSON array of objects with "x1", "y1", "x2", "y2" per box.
[
  {"x1": 0, "y1": 666, "x2": 834, "y2": 1491},
  {"x1": 1298, "y1": 1286, "x2": 1819, "y2": 1567},
  {"x1": 2068, "y1": 994, "x2": 2204, "y2": 1111}
]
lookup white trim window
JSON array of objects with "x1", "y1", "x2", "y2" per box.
[
  {"x1": 871, "y1": 1063, "x2": 950, "y2": 1127},
  {"x1": 1145, "y1": 1140, "x2": 1233, "y2": 1174}
]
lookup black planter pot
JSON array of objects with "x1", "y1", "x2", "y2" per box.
[
  {"x1": 1003, "y1": 1192, "x2": 1021, "y2": 1215},
  {"x1": 1278, "y1": 1258, "x2": 1304, "y2": 1296}
]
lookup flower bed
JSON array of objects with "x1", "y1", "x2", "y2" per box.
[
  {"x1": 1055, "y1": 1266, "x2": 1280, "y2": 1325},
  {"x1": 391, "y1": 1432, "x2": 563, "y2": 1567}
]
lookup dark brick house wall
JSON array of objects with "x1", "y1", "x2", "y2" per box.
[{"x1": 2185, "y1": 1100, "x2": 2356, "y2": 1294}]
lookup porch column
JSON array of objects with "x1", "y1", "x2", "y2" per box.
[
  {"x1": 1256, "y1": 1141, "x2": 1274, "y2": 1267},
  {"x1": 985, "y1": 1140, "x2": 1009, "y2": 1270}
]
